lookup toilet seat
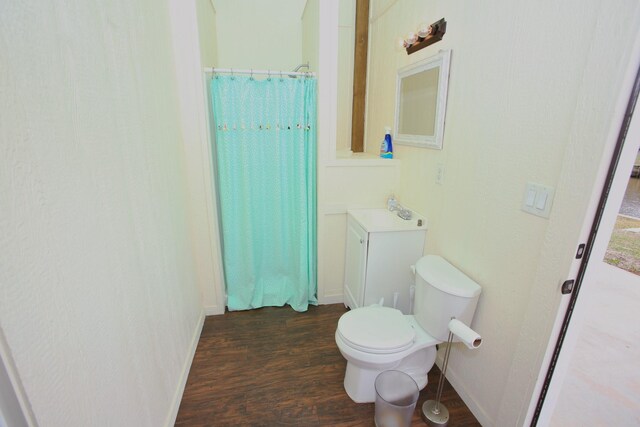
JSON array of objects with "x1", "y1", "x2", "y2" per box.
[{"x1": 337, "y1": 306, "x2": 415, "y2": 354}]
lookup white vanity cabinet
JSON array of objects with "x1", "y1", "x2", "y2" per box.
[{"x1": 343, "y1": 209, "x2": 427, "y2": 314}]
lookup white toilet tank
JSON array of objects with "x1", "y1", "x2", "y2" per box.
[{"x1": 413, "y1": 255, "x2": 482, "y2": 342}]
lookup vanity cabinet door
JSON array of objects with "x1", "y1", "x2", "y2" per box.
[{"x1": 343, "y1": 217, "x2": 369, "y2": 310}]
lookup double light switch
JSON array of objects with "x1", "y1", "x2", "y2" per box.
[{"x1": 522, "y1": 182, "x2": 554, "y2": 218}]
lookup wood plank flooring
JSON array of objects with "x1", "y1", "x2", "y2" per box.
[{"x1": 176, "y1": 304, "x2": 480, "y2": 426}]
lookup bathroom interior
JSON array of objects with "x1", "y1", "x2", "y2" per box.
[{"x1": 2, "y1": 0, "x2": 640, "y2": 426}]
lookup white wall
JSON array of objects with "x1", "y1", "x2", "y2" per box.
[
  {"x1": 196, "y1": 0, "x2": 219, "y2": 67},
  {"x1": 212, "y1": 0, "x2": 305, "y2": 70},
  {"x1": 336, "y1": 0, "x2": 356, "y2": 153},
  {"x1": 174, "y1": 0, "x2": 226, "y2": 316},
  {"x1": 315, "y1": 1, "x2": 402, "y2": 303},
  {"x1": 0, "y1": 1, "x2": 204, "y2": 425},
  {"x1": 301, "y1": 0, "x2": 319, "y2": 73},
  {"x1": 364, "y1": 0, "x2": 640, "y2": 425}
]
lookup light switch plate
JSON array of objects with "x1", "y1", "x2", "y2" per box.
[
  {"x1": 535, "y1": 190, "x2": 548, "y2": 210},
  {"x1": 522, "y1": 182, "x2": 555, "y2": 218},
  {"x1": 525, "y1": 188, "x2": 536, "y2": 207},
  {"x1": 436, "y1": 163, "x2": 445, "y2": 185}
]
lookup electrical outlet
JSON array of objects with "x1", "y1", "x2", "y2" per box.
[{"x1": 436, "y1": 163, "x2": 445, "y2": 185}]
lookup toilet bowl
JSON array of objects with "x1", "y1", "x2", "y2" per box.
[
  {"x1": 335, "y1": 305, "x2": 438, "y2": 402},
  {"x1": 335, "y1": 255, "x2": 482, "y2": 403}
]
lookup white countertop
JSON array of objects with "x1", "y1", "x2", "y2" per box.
[{"x1": 347, "y1": 208, "x2": 427, "y2": 232}]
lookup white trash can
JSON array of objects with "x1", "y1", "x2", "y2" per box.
[{"x1": 374, "y1": 370, "x2": 419, "y2": 427}]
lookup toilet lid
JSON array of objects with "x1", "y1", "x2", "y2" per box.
[{"x1": 338, "y1": 306, "x2": 415, "y2": 354}]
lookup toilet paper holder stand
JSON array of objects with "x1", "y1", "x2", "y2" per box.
[{"x1": 422, "y1": 318, "x2": 482, "y2": 427}]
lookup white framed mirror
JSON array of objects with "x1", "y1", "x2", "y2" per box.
[{"x1": 394, "y1": 50, "x2": 451, "y2": 149}]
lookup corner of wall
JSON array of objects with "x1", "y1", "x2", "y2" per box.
[
  {"x1": 316, "y1": 0, "x2": 340, "y2": 303},
  {"x1": 0, "y1": 330, "x2": 36, "y2": 427},
  {"x1": 435, "y1": 354, "x2": 493, "y2": 426},
  {"x1": 164, "y1": 309, "x2": 205, "y2": 427},
  {"x1": 168, "y1": 0, "x2": 225, "y2": 314},
  {"x1": 204, "y1": 304, "x2": 225, "y2": 316}
]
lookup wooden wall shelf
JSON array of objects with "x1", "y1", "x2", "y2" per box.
[{"x1": 406, "y1": 18, "x2": 447, "y2": 55}]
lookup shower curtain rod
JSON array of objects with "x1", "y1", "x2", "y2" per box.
[{"x1": 204, "y1": 67, "x2": 315, "y2": 77}]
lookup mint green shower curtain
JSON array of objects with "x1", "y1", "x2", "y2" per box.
[{"x1": 210, "y1": 75, "x2": 317, "y2": 312}]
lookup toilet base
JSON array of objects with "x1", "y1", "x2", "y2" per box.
[
  {"x1": 344, "y1": 362, "x2": 393, "y2": 403},
  {"x1": 342, "y1": 346, "x2": 436, "y2": 403}
]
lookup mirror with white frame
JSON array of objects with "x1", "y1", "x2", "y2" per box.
[{"x1": 394, "y1": 50, "x2": 451, "y2": 149}]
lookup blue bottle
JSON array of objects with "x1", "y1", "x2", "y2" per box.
[{"x1": 380, "y1": 126, "x2": 393, "y2": 159}]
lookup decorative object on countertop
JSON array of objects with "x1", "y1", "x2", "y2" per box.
[{"x1": 387, "y1": 195, "x2": 398, "y2": 212}]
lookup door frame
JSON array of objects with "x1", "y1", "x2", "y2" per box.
[
  {"x1": 529, "y1": 52, "x2": 640, "y2": 425},
  {"x1": 0, "y1": 329, "x2": 35, "y2": 426}
]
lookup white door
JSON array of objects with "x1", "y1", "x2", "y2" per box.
[{"x1": 534, "y1": 70, "x2": 640, "y2": 426}]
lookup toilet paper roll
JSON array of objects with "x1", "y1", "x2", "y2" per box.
[{"x1": 448, "y1": 319, "x2": 482, "y2": 349}]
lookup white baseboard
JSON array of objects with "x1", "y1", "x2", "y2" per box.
[
  {"x1": 165, "y1": 309, "x2": 205, "y2": 427},
  {"x1": 204, "y1": 304, "x2": 225, "y2": 316},
  {"x1": 436, "y1": 355, "x2": 493, "y2": 427},
  {"x1": 318, "y1": 294, "x2": 344, "y2": 305}
]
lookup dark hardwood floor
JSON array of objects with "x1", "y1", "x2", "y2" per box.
[{"x1": 176, "y1": 304, "x2": 480, "y2": 426}]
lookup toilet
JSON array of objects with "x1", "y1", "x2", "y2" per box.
[{"x1": 335, "y1": 255, "x2": 482, "y2": 403}]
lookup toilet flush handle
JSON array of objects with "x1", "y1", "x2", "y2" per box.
[
  {"x1": 409, "y1": 286, "x2": 416, "y2": 315},
  {"x1": 409, "y1": 265, "x2": 416, "y2": 315}
]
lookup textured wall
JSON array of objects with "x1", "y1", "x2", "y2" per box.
[
  {"x1": 314, "y1": 1, "x2": 403, "y2": 303},
  {"x1": 365, "y1": 0, "x2": 640, "y2": 425},
  {"x1": 211, "y1": 0, "x2": 304, "y2": 70},
  {"x1": 336, "y1": 0, "x2": 356, "y2": 154},
  {"x1": 0, "y1": 1, "x2": 203, "y2": 425},
  {"x1": 171, "y1": 0, "x2": 226, "y2": 315},
  {"x1": 196, "y1": 0, "x2": 218, "y2": 67},
  {"x1": 302, "y1": 0, "x2": 320, "y2": 74}
]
